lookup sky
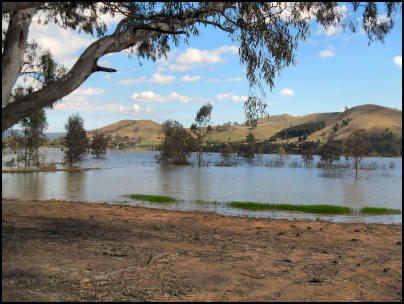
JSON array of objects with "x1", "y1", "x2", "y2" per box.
[{"x1": 9, "y1": 3, "x2": 403, "y2": 132}]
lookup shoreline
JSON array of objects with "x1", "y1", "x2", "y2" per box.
[
  {"x1": 2, "y1": 197, "x2": 402, "y2": 224},
  {"x1": 2, "y1": 198, "x2": 402, "y2": 301}
]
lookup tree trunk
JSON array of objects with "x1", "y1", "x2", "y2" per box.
[
  {"x1": 2, "y1": 8, "x2": 35, "y2": 108},
  {"x1": 355, "y1": 157, "x2": 358, "y2": 180}
]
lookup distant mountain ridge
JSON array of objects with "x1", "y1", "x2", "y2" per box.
[
  {"x1": 2, "y1": 130, "x2": 65, "y2": 140},
  {"x1": 88, "y1": 104, "x2": 401, "y2": 144}
]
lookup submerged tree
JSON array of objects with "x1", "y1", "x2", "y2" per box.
[
  {"x1": 19, "y1": 108, "x2": 48, "y2": 167},
  {"x1": 160, "y1": 120, "x2": 195, "y2": 165},
  {"x1": 90, "y1": 132, "x2": 110, "y2": 159},
  {"x1": 345, "y1": 129, "x2": 369, "y2": 180},
  {"x1": 190, "y1": 103, "x2": 213, "y2": 166},
  {"x1": 238, "y1": 132, "x2": 256, "y2": 159},
  {"x1": 63, "y1": 113, "x2": 88, "y2": 166},
  {"x1": 220, "y1": 143, "x2": 234, "y2": 160},
  {"x1": 318, "y1": 139, "x2": 343, "y2": 166},
  {"x1": 2, "y1": 2, "x2": 401, "y2": 131}
]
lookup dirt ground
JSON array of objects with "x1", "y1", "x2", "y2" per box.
[{"x1": 2, "y1": 199, "x2": 402, "y2": 302}]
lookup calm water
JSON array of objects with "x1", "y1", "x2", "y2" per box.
[{"x1": 2, "y1": 148, "x2": 402, "y2": 224}]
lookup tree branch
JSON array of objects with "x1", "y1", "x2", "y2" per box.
[
  {"x1": 2, "y1": 2, "x2": 235, "y2": 132},
  {"x1": 94, "y1": 66, "x2": 117, "y2": 73},
  {"x1": 134, "y1": 25, "x2": 187, "y2": 35},
  {"x1": 200, "y1": 20, "x2": 234, "y2": 33}
]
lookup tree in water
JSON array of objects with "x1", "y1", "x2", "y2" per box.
[
  {"x1": 190, "y1": 103, "x2": 213, "y2": 166},
  {"x1": 90, "y1": 132, "x2": 110, "y2": 159},
  {"x1": 220, "y1": 143, "x2": 234, "y2": 160},
  {"x1": 2, "y1": 2, "x2": 400, "y2": 132},
  {"x1": 300, "y1": 141, "x2": 316, "y2": 168},
  {"x1": 345, "y1": 129, "x2": 369, "y2": 180},
  {"x1": 238, "y1": 132, "x2": 256, "y2": 159},
  {"x1": 63, "y1": 113, "x2": 88, "y2": 167},
  {"x1": 278, "y1": 146, "x2": 286, "y2": 158},
  {"x1": 160, "y1": 120, "x2": 195, "y2": 165},
  {"x1": 318, "y1": 139, "x2": 343, "y2": 166},
  {"x1": 19, "y1": 109, "x2": 48, "y2": 167}
]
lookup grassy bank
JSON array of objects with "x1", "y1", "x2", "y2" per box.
[
  {"x1": 120, "y1": 194, "x2": 401, "y2": 216},
  {"x1": 228, "y1": 201, "x2": 401, "y2": 215},
  {"x1": 228, "y1": 202, "x2": 352, "y2": 214},
  {"x1": 123, "y1": 194, "x2": 176, "y2": 203}
]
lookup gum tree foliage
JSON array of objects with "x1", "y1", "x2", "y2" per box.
[
  {"x1": 344, "y1": 128, "x2": 369, "y2": 180},
  {"x1": 19, "y1": 108, "x2": 48, "y2": 167},
  {"x1": 63, "y1": 113, "x2": 89, "y2": 166},
  {"x1": 2, "y1": 2, "x2": 401, "y2": 132},
  {"x1": 90, "y1": 131, "x2": 111, "y2": 159},
  {"x1": 160, "y1": 120, "x2": 195, "y2": 165},
  {"x1": 238, "y1": 132, "x2": 256, "y2": 159},
  {"x1": 318, "y1": 139, "x2": 343, "y2": 165},
  {"x1": 190, "y1": 103, "x2": 213, "y2": 166}
]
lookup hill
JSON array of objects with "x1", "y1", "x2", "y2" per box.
[
  {"x1": 88, "y1": 104, "x2": 402, "y2": 145},
  {"x1": 88, "y1": 120, "x2": 162, "y2": 144}
]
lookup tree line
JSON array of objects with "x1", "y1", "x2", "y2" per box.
[
  {"x1": 269, "y1": 121, "x2": 326, "y2": 141},
  {"x1": 3, "y1": 112, "x2": 110, "y2": 168}
]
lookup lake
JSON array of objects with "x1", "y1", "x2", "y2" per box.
[{"x1": 2, "y1": 148, "x2": 402, "y2": 224}]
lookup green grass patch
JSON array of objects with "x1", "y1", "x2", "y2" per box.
[
  {"x1": 228, "y1": 202, "x2": 351, "y2": 215},
  {"x1": 360, "y1": 207, "x2": 401, "y2": 215},
  {"x1": 123, "y1": 194, "x2": 176, "y2": 203}
]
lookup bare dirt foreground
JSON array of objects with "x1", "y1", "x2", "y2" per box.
[{"x1": 2, "y1": 199, "x2": 402, "y2": 302}]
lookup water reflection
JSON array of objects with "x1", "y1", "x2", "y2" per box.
[
  {"x1": 64, "y1": 171, "x2": 86, "y2": 200},
  {"x1": 2, "y1": 148, "x2": 402, "y2": 224}
]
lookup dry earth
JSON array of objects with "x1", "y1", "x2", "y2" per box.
[{"x1": 2, "y1": 199, "x2": 402, "y2": 302}]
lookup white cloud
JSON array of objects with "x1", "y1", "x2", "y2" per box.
[
  {"x1": 55, "y1": 86, "x2": 107, "y2": 109},
  {"x1": 71, "y1": 87, "x2": 107, "y2": 96},
  {"x1": 205, "y1": 78, "x2": 220, "y2": 83},
  {"x1": 131, "y1": 90, "x2": 210, "y2": 104},
  {"x1": 118, "y1": 77, "x2": 147, "y2": 85},
  {"x1": 102, "y1": 74, "x2": 112, "y2": 80},
  {"x1": 279, "y1": 88, "x2": 295, "y2": 96},
  {"x1": 168, "y1": 46, "x2": 238, "y2": 71},
  {"x1": 217, "y1": 93, "x2": 248, "y2": 103},
  {"x1": 118, "y1": 74, "x2": 175, "y2": 85},
  {"x1": 28, "y1": 13, "x2": 95, "y2": 69},
  {"x1": 55, "y1": 102, "x2": 141, "y2": 114},
  {"x1": 393, "y1": 55, "x2": 402, "y2": 68},
  {"x1": 226, "y1": 77, "x2": 242, "y2": 82},
  {"x1": 98, "y1": 59, "x2": 112, "y2": 67},
  {"x1": 150, "y1": 73, "x2": 176, "y2": 84},
  {"x1": 133, "y1": 103, "x2": 141, "y2": 112},
  {"x1": 317, "y1": 25, "x2": 343, "y2": 36},
  {"x1": 181, "y1": 75, "x2": 202, "y2": 82},
  {"x1": 319, "y1": 45, "x2": 335, "y2": 58}
]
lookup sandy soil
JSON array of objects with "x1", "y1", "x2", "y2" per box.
[{"x1": 2, "y1": 199, "x2": 402, "y2": 302}]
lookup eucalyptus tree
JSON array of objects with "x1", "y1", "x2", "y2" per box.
[
  {"x1": 190, "y1": 103, "x2": 213, "y2": 166},
  {"x1": 90, "y1": 131, "x2": 111, "y2": 159},
  {"x1": 19, "y1": 108, "x2": 48, "y2": 167},
  {"x1": 160, "y1": 120, "x2": 195, "y2": 165},
  {"x1": 63, "y1": 113, "x2": 88, "y2": 166},
  {"x1": 345, "y1": 129, "x2": 369, "y2": 180},
  {"x1": 2, "y1": 2, "x2": 400, "y2": 132}
]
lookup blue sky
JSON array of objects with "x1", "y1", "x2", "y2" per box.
[{"x1": 17, "y1": 4, "x2": 402, "y2": 132}]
